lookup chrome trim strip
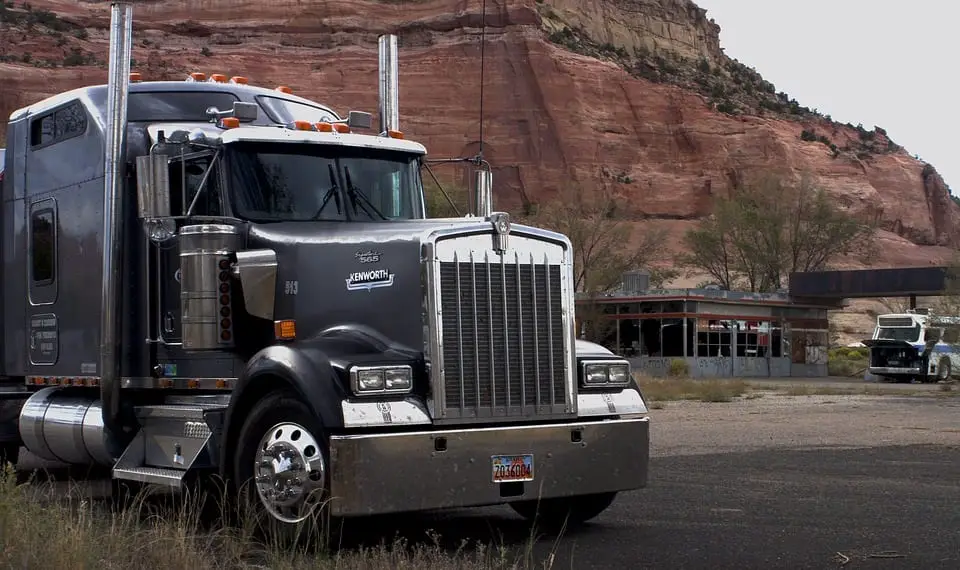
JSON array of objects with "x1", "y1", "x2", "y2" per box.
[{"x1": 868, "y1": 366, "x2": 922, "y2": 375}]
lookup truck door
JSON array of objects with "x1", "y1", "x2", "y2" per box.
[
  {"x1": 155, "y1": 152, "x2": 222, "y2": 344},
  {"x1": 26, "y1": 198, "x2": 59, "y2": 366}
]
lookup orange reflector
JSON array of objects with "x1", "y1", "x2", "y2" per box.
[
  {"x1": 275, "y1": 85, "x2": 292, "y2": 94},
  {"x1": 88, "y1": 378, "x2": 100, "y2": 387},
  {"x1": 333, "y1": 123, "x2": 350, "y2": 133},
  {"x1": 220, "y1": 117, "x2": 240, "y2": 129},
  {"x1": 188, "y1": 72, "x2": 206, "y2": 82},
  {"x1": 315, "y1": 121, "x2": 334, "y2": 132},
  {"x1": 215, "y1": 379, "x2": 227, "y2": 389},
  {"x1": 130, "y1": 72, "x2": 142, "y2": 82},
  {"x1": 230, "y1": 76, "x2": 248, "y2": 85},
  {"x1": 387, "y1": 129, "x2": 404, "y2": 139},
  {"x1": 209, "y1": 73, "x2": 227, "y2": 83},
  {"x1": 187, "y1": 379, "x2": 200, "y2": 389},
  {"x1": 274, "y1": 320, "x2": 296, "y2": 340},
  {"x1": 293, "y1": 120, "x2": 313, "y2": 131},
  {"x1": 159, "y1": 378, "x2": 173, "y2": 388}
]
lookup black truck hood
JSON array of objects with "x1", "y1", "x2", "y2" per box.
[{"x1": 244, "y1": 219, "x2": 483, "y2": 358}]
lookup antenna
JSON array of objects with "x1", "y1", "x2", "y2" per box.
[
  {"x1": 478, "y1": 0, "x2": 487, "y2": 160},
  {"x1": 422, "y1": 0, "x2": 494, "y2": 216}
]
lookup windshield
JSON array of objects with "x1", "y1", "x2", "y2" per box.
[
  {"x1": 876, "y1": 325, "x2": 921, "y2": 343},
  {"x1": 226, "y1": 142, "x2": 424, "y2": 222}
]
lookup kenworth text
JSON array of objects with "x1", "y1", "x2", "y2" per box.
[{"x1": 0, "y1": 3, "x2": 649, "y2": 528}]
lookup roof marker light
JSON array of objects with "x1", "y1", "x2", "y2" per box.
[
  {"x1": 230, "y1": 76, "x2": 248, "y2": 85},
  {"x1": 219, "y1": 117, "x2": 240, "y2": 129},
  {"x1": 275, "y1": 85, "x2": 292, "y2": 94},
  {"x1": 129, "y1": 72, "x2": 142, "y2": 82},
  {"x1": 186, "y1": 72, "x2": 206, "y2": 82},
  {"x1": 387, "y1": 129, "x2": 404, "y2": 139},
  {"x1": 292, "y1": 120, "x2": 314, "y2": 131},
  {"x1": 208, "y1": 73, "x2": 227, "y2": 83},
  {"x1": 333, "y1": 123, "x2": 350, "y2": 133},
  {"x1": 315, "y1": 122, "x2": 334, "y2": 132}
]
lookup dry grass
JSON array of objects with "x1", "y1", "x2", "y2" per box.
[
  {"x1": 636, "y1": 376, "x2": 749, "y2": 403},
  {"x1": 0, "y1": 464, "x2": 558, "y2": 570}
]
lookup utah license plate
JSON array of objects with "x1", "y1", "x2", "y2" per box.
[{"x1": 491, "y1": 454, "x2": 534, "y2": 483}]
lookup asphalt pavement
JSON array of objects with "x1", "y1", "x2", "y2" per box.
[{"x1": 338, "y1": 444, "x2": 959, "y2": 569}]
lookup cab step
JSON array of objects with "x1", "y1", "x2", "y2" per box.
[
  {"x1": 112, "y1": 466, "x2": 186, "y2": 487},
  {"x1": 112, "y1": 403, "x2": 226, "y2": 488}
]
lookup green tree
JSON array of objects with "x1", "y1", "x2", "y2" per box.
[
  {"x1": 527, "y1": 183, "x2": 669, "y2": 294},
  {"x1": 423, "y1": 175, "x2": 469, "y2": 218},
  {"x1": 678, "y1": 172, "x2": 875, "y2": 292},
  {"x1": 524, "y1": 183, "x2": 670, "y2": 342}
]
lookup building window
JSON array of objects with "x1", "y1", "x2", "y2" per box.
[
  {"x1": 736, "y1": 320, "x2": 768, "y2": 357},
  {"x1": 31, "y1": 209, "x2": 56, "y2": 284},
  {"x1": 697, "y1": 319, "x2": 732, "y2": 357}
]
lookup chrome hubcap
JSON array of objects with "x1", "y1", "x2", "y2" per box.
[{"x1": 253, "y1": 422, "x2": 326, "y2": 524}]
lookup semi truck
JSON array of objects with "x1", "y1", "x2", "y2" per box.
[
  {"x1": 864, "y1": 309, "x2": 959, "y2": 383},
  {"x1": 0, "y1": 2, "x2": 650, "y2": 530}
]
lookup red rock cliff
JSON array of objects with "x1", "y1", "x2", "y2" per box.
[{"x1": 1, "y1": 0, "x2": 957, "y2": 273}]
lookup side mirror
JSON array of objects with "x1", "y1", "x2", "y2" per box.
[
  {"x1": 135, "y1": 153, "x2": 171, "y2": 219},
  {"x1": 347, "y1": 110, "x2": 373, "y2": 130},
  {"x1": 232, "y1": 101, "x2": 259, "y2": 122},
  {"x1": 204, "y1": 101, "x2": 259, "y2": 122}
]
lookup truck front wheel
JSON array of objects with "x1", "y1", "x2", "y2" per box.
[
  {"x1": 510, "y1": 492, "x2": 618, "y2": 530},
  {"x1": 233, "y1": 390, "x2": 332, "y2": 535}
]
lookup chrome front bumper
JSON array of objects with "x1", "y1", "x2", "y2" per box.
[
  {"x1": 869, "y1": 366, "x2": 922, "y2": 375},
  {"x1": 327, "y1": 416, "x2": 650, "y2": 517}
]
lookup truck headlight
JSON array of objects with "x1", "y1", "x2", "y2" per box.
[
  {"x1": 350, "y1": 365, "x2": 413, "y2": 395},
  {"x1": 580, "y1": 360, "x2": 631, "y2": 388}
]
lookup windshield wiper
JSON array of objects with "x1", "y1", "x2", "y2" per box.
[
  {"x1": 312, "y1": 164, "x2": 343, "y2": 220},
  {"x1": 343, "y1": 166, "x2": 388, "y2": 220}
]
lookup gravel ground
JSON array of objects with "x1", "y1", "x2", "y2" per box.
[{"x1": 649, "y1": 392, "x2": 960, "y2": 457}]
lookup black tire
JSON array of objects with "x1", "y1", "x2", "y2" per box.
[
  {"x1": 510, "y1": 492, "x2": 618, "y2": 531},
  {"x1": 232, "y1": 390, "x2": 335, "y2": 546}
]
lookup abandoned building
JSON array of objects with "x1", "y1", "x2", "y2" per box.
[{"x1": 575, "y1": 272, "x2": 833, "y2": 378}]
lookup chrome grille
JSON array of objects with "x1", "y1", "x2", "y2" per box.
[{"x1": 437, "y1": 251, "x2": 570, "y2": 420}]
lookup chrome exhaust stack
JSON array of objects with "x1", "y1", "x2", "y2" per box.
[
  {"x1": 474, "y1": 168, "x2": 493, "y2": 217},
  {"x1": 378, "y1": 34, "x2": 399, "y2": 135},
  {"x1": 100, "y1": 1, "x2": 133, "y2": 436}
]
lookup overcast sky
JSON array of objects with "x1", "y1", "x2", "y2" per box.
[{"x1": 694, "y1": 0, "x2": 957, "y2": 194}]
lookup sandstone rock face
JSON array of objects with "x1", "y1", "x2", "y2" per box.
[{"x1": 1, "y1": 0, "x2": 957, "y2": 276}]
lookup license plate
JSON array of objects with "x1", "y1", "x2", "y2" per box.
[{"x1": 491, "y1": 454, "x2": 534, "y2": 483}]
